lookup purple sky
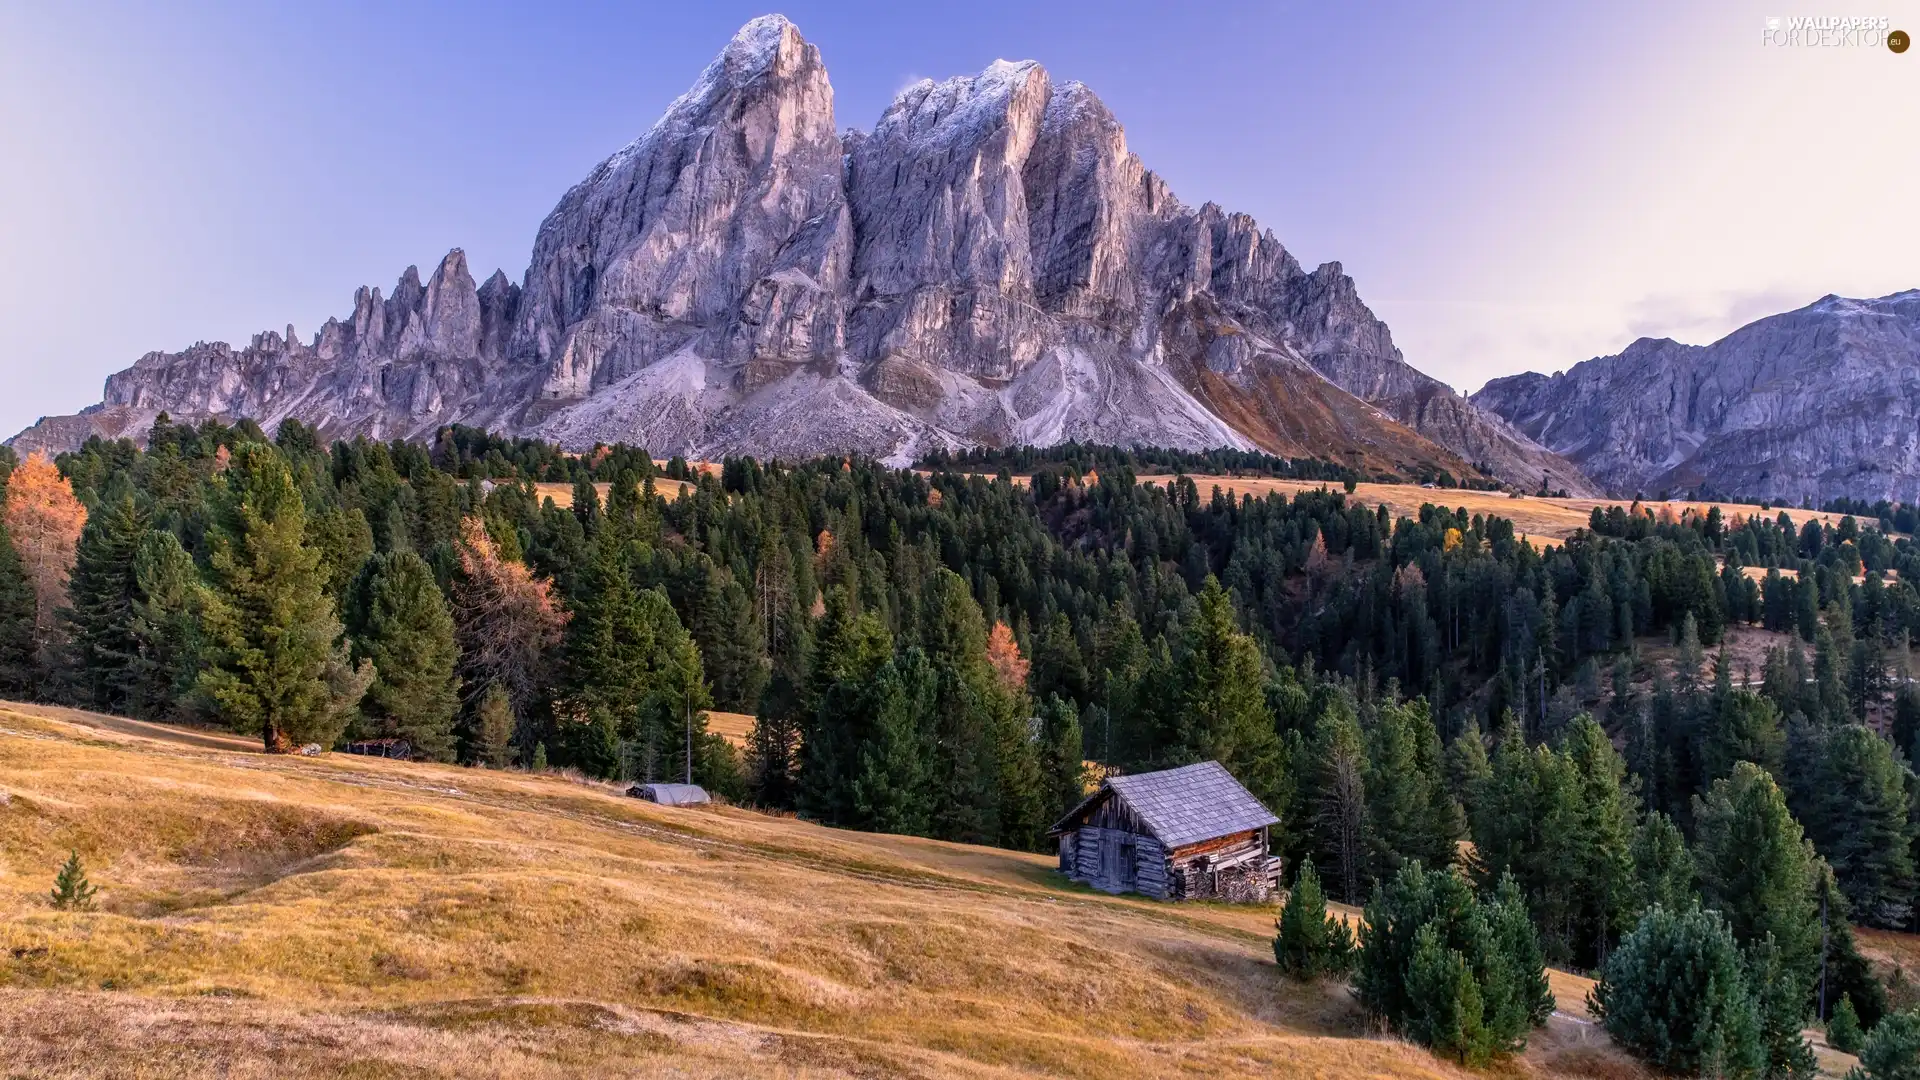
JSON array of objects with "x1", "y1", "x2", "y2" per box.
[{"x1": 2, "y1": 1, "x2": 1915, "y2": 438}]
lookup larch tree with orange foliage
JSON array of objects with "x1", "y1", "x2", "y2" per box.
[
  {"x1": 2, "y1": 451, "x2": 87, "y2": 678},
  {"x1": 451, "y1": 516, "x2": 569, "y2": 750},
  {"x1": 985, "y1": 620, "x2": 1030, "y2": 692}
]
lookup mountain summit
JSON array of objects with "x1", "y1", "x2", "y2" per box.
[
  {"x1": 12, "y1": 15, "x2": 1593, "y2": 494},
  {"x1": 1472, "y1": 290, "x2": 1920, "y2": 503}
]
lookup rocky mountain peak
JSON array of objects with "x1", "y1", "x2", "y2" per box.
[
  {"x1": 1472, "y1": 290, "x2": 1920, "y2": 502},
  {"x1": 11, "y1": 15, "x2": 1595, "y2": 495}
]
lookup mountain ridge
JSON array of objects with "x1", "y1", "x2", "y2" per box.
[
  {"x1": 11, "y1": 15, "x2": 1595, "y2": 495},
  {"x1": 1472, "y1": 289, "x2": 1920, "y2": 503}
]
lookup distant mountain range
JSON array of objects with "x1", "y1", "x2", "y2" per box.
[
  {"x1": 9, "y1": 15, "x2": 1595, "y2": 496},
  {"x1": 1472, "y1": 291, "x2": 1920, "y2": 504}
]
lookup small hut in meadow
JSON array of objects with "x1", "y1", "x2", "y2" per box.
[
  {"x1": 627, "y1": 783, "x2": 711, "y2": 806},
  {"x1": 1047, "y1": 761, "x2": 1281, "y2": 902}
]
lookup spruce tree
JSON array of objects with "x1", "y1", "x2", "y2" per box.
[
  {"x1": 198, "y1": 444, "x2": 371, "y2": 751},
  {"x1": 1365, "y1": 697, "x2": 1461, "y2": 878},
  {"x1": 1312, "y1": 700, "x2": 1370, "y2": 903},
  {"x1": 1175, "y1": 578, "x2": 1286, "y2": 807},
  {"x1": 1801, "y1": 725, "x2": 1916, "y2": 929},
  {"x1": 122, "y1": 530, "x2": 203, "y2": 720},
  {"x1": 919, "y1": 569, "x2": 1006, "y2": 846},
  {"x1": 1038, "y1": 693, "x2": 1087, "y2": 820},
  {"x1": 1748, "y1": 932, "x2": 1818, "y2": 1080},
  {"x1": 472, "y1": 682, "x2": 515, "y2": 768},
  {"x1": 561, "y1": 527, "x2": 655, "y2": 776},
  {"x1": 1563, "y1": 715, "x2": 1639, "y2": 965},
  {"x1": 1816, "y1": 865, "x2": 1889, "y2": 1029},
  {"x1": 1630, "y1": 810, "x2": 1696, "y2": 915},
  {"x1": 849, "y1": 649, "x2": 935, "y2": 835},
  {"x1": 1404, "y1": 922, "x2": 1492, "y2": 1064},
  {"x1": 63, "y1": 487, "x2": 147, "y2": 711},
  {"x1": 0, "y1": 509, "x2": 39, "y2": 697},
  {"x1": 1444, "y1": 725, "x2": 1492, "y2": 819},
  {"x1": 1692, "y1": 762, "x2": 1822, "y2": 989},
  {"x1": 344, "y1": 550, "x2": 461, "y2": 761},
  {"x1": 1828, "y1": 993, "x2": 1865, "y2": 1054}
]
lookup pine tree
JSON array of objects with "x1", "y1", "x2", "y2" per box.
[
  {"x1": 344, "y1": 550, "x2": 461, "y2": 761},
  {"x1": 1589, "y1": 906, "x2": 1765, "y2": 1077},
  {"x1": 1693, "y1": 762, "x2": 1822, "y2": 988},
  {"x1": 1828, "y1": 993, "x2": 1865, "y2": 1054},
  {"x1": 198, "y1": 444, "x2": 371, "y2": 751},
  {"x1": 1272, "y1": 858, "x2": 1355, "y2": 979},
  {"x1": 1404, "y1": 922, "x2": 1492, "y2": 1064},
  {"x1": 530, "y1": 742, "x2": 548, "y2": 771},
  {"x1": 1355, "y1": 862, "x2": 1547, "y2": 1061},
  {"x1": 473, "y1": 682, "x2": 515, "y2": 768},
  {"x1": 1854, "y1": 1010, "x2": 1920, "y2": 1079},
  {"x1": 48, "y1": 849, "x2": 98, "y2": 911}
]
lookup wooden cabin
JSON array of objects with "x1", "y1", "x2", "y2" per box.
[{"x1": 1048, "y1": 761, "x2": 1282, "y2": 902}]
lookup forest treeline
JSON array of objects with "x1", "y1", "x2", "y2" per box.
[{"x1": 9, "y1": 418, "x2": 1920, "y2": 1065}]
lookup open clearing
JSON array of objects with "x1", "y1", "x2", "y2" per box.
[
  {"x1": 516, "y1": 461, "x2": 1849, "y2": 549},
  {"x1": 0, "y1": 701, "x2": 1644, "y2": 1078},
  {"x1": 1141, "y1": 477, "x2": 1855, "y2": 545}
]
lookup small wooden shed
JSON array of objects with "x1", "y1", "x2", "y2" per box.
[
  {"x1": 627, "y1": 782, "x2": 711, "y2": 806},
  {"x1": 1048, "y1": 761, "x2": 1282, "y2": 902}
]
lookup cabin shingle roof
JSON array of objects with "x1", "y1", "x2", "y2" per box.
[{"x1": 1052, "y1": 761, "x2": 1278, "y2": 848}]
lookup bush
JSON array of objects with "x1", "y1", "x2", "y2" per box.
[
  {"x1": 1273, "y1": 859, "x2": 1355, "y2": 979},
  {"x1": 1589, "y1": 906, "x2": 1764, "y2": 1077},
  {"x1": 1830, "y1": 993, "x2": 1865, "y2": 1054},
  {"x1": 1355, "y1": 864, "x2": 1550, "y2": 1064},
  {"x1": 1853, "y1": 1010, "x2": 1920, "y2": 1080}
]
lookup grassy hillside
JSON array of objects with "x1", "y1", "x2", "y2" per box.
[{"x1": 0, "y1": 703, "x2": 1635, "y2": 1079}]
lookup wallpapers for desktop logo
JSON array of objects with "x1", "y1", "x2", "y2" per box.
[{"x1": 1761, "y1": 14, "x2": 1908, "y2": 49}]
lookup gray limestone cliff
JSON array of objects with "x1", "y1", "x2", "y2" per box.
[
  {"x1": 1471, "y1": 291, "x2": 1920, "y2": 503},
  {"x1": 13, "y1": 15, "x2": 1591, "y2": 495}
]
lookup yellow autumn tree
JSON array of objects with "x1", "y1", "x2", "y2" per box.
[{"x1": 3, "y1": 451, "x2": 86, "y2": 671}]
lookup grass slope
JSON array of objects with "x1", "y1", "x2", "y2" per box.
[{"x1": 1, "y1": 702, "x2": 1634, "y2": 1078}]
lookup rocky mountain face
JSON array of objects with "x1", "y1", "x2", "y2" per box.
[
  {"x1": 1471, "y1": 291, "x2": 1920, "y2": 504},
  {"x1": 13, "y1": 15, "x2": 1591, "y2": 494}
]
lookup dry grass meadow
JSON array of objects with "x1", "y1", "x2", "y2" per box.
[{"x1": 0, "y1": 701, "x2": 1649, "y2": 1078}]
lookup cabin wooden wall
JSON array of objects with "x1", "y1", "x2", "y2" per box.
[{"x1": 1061, "y1": 826, "x2": 1172, "y2": 899}]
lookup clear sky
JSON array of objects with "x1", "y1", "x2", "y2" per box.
[{"x1": 2, "y1": 1, "x2": 1915, "y2": 438}]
